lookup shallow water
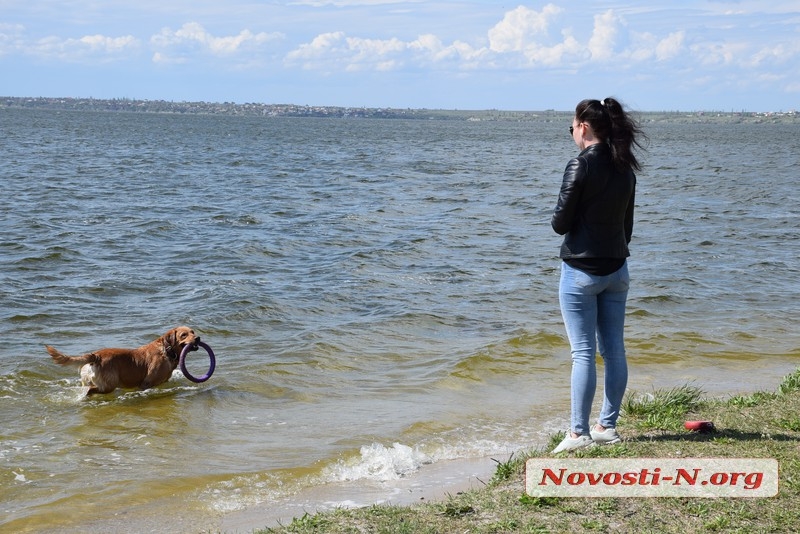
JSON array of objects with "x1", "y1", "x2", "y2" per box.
[{"x1": 1, "y1": 108, "x2": 799, "y2": 532}]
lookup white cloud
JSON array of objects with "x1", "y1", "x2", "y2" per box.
[
  {"x1": 0, "y1": 23, "x2": 25, "y2": 56},
  {"x1": 624, "y1": 29, "x2": 684, "y2": 63},
  {"x1": 152, "y1": 51, "x2": 176, "y2": 65},
  {"x1": 406, "y1": 34, "x2": 490, "y2": 69},
  {"x1": 79, "y1": 35, "x2": 138, "y2": 53},
  {"x1": 626, "y1": 31, "x2": 658, "y2": 62},
  {"x1": 2, "y1": 1, "x2": 798, "y2": 109},
  {"x1": 528, "y1": 32, "x2": 584, "y2": 65},
  {"x1": 288, "y1": 5, "x2": 694, "y2": 71},
  {"x1": 784, "y1": 80, "x2": 800, "y2": 94},
  {"x1": 31, "y1": 33, "x2": 140, "y2": 62},
  {"x1": 286, "y1": 31, "x2": 455, "y2": 71},
  {"x1": 655, "y1": 31, "x2": 684, "y2": 61},
  {"x1": 287, "y1": 4, "x2": 587, "y2": 71},
  {"x1": 690, "y1": 41, "x2": 750, "y2": 66},
  {"x1": 150, "y1": 22, "x2": 283, "y2": 63},
  {"x1": 750, "y1": 41, "x2": 800, "y2": 66},
  {"x1": 288, "y1": 0, "x2": 422, "y2": 5},
  {"x1": 483, "y1": 4, "x2": 585, "y2": 66},
  {"x1": 339, "y1": 35, "x2": 406, "y2": 71},
  {"x1": 408, "y1": 33, "x2": 443, "y2": 56},
  {"x1": 346, "y1": 36, "x2": 406, "y2": 61},
  {"x1": 285, "y1": 31, "x2": 348, "y2": 68},
  {"x1": 286, "y1": 31, "x2": 424, "y2": 71},
  {"x1": 587, "y1": 9, "x2": 619, "y2": 62},
  {"x1": 487, "y1": 4, "x2": 562, "y2": 53}
]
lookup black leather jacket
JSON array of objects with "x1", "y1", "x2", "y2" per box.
[{"x1": 551, "y1": 143, "x2": 635, "y2": 260}]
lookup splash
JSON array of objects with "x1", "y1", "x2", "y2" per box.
[{"x1": 326, "y1": 442, "x2": 432, "y2": 482}]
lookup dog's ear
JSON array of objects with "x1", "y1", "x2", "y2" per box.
[{"x1": 164, "y1": 328, "x2": 177, "y2": 348}]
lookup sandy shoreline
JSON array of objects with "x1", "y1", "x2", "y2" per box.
[
  {"x1": 215, "y1": 360, "x2": 800, "y2": 533},
  {"x1": 218, "y1": 454, "x2": 505, "y2": 532},
  {"x1": 29, "y1": 359, "x2": 800, "y2": 534}
]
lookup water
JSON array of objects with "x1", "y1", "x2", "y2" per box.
[{"x1": 1, "y1": 108, "x2": 799, "y2": 532}]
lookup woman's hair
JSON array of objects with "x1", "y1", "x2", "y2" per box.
[{"x1": 575, "y1": 97, "x2": 647, "y2": 172}]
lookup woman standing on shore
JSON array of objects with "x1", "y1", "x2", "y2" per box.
[{"x1": 550, "y1": 97, "x2": 646, "y2": 453}]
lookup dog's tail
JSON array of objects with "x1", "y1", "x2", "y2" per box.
[{"x1": 46, "y1": 346, "x2": 100, "y2": 366}]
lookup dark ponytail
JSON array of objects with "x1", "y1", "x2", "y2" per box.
[{"x1": 575, "y1": 97, "x2": 647, "y2": 172}]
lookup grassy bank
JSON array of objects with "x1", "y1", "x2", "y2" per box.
[{"x1": 257, "y1": 368, "x2": 800, "y2": 533}]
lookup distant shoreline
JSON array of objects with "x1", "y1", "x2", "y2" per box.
[{"x1": 2, "y1": 96, "x2": 797, "y2": 123}]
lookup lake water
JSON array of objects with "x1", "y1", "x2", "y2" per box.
[{"x1": 1, "y1": 108, "x2": 799, "y2": 532}]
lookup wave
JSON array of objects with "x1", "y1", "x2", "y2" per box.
[
  {"x1": 325, "y1": 442, "x2": 432, "y2": 482},
  {"x1": 445, "y1": 331, "x2": 562, "y2": 381}
]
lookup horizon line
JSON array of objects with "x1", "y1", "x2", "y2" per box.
[{"x1": 2, "y1": 95, "x2": 796, "y2": 116}]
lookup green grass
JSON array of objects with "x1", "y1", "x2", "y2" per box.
[
  {"x1": 256, "y1": 368, "x2": 800, "y2": 533},
  {"x1": 620, "y1": 383, "x2": 705, "y2": 431}
]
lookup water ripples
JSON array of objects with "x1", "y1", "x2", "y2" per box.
[{"x1": 1, "y1": 109, "x2": 799, "y2": 532}]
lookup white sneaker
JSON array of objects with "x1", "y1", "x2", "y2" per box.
[
  {"x1": 551, "y1": 433, "x2": 593, "y2": 453},
  {"x1": 590, "y1": 425, "x2": 621, "y2": 445}
]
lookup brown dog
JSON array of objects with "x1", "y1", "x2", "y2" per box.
[{"x1": 47, "y1": 326, "x2": 200, "y2": 395}]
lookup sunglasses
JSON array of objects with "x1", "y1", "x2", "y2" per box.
[{"x1": 569, "y1": 126, "x2": 574, "y2": 135}]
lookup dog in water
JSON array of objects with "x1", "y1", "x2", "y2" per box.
[{"x1": 47, "y1": 326, "x2": 199, "y2": 395}]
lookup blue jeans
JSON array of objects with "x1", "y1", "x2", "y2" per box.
[{"x1": 559, "y1": 261, "x2": 630, "y2": 435}]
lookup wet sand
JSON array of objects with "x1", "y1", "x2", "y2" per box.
[
  {"x1": 216, "y1": 357, "x2": 800, "y2": 533},
  {"x1": 219, "y1": 455, "x2": 503, "y2": 532}
]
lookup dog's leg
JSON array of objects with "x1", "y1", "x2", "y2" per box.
[
  {"x1": 80, "y1": 364, "x2": 95, "y2": 386},
  {"x1": 79, "y1": 364, "x2": 96, "y2": 396}
]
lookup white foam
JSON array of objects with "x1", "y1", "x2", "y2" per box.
[
  {"x1": 220, "y1": 454, "x2": 501, "y2": 532},
  {"x1": 43, "y1": 384, "x2": 91, "y2": 404},
  {"x1": 202, "y1": 429, "x2": 545, "y2": 518},
  {"x1": 203, "y1": 473, "x2": 289, "y2": 513},
  {"x1": 202, "y1": 443, "x2": 434, "y2": 515},
  {"x1": 325, "y1": 442, "x2": 432, "y2": 482}
]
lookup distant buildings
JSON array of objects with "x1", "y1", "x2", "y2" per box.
[{"x1": 1, "y1": 96, "x2": 796, "y2": 122}]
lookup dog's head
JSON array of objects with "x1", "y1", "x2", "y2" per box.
[{"x1": 164, "y1": 326, "x2": 200, "y2": 357}]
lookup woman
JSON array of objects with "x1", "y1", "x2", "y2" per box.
[{"x1": 551, "y1": 97, "x2": 646, "y2": 453}]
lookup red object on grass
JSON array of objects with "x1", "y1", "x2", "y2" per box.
[{"x1": 684, "y1": 420, "x2": 715, "y2": 432}]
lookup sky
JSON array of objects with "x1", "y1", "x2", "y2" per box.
[{"x1": 1, "y1": 1, "x2": 798, "y2": 112}]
